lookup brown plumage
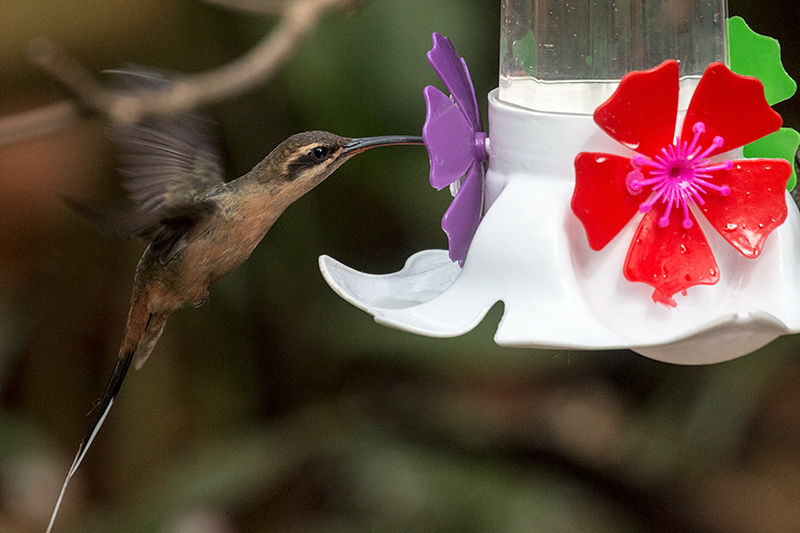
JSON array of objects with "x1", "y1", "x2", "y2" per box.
[{"x1": 47, "y1": 69, "x2": 422, "y2": 532}]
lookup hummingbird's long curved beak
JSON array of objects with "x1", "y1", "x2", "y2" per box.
[{"x1": 343, "y1": 135, "x2": 424, "y2": 156}]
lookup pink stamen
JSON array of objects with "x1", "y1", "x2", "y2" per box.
[
  {"x1": 687, "y1": 186, "x2": 706, "y2": 206},
  {"x1": 693, "y1": 178, "x2": 730, "y2": 196},
  {"x1": 659, "y1": 194, "x2": 674, "y2": 227},
  {"x1": 701, "y1": 160, "x2": 734, "y2": 174},
  {"x1": 696, "y1": 135, "x2": 725, "y2": 161},
  {"x1": 632, "y1": 176, "x2": 664, "y2": 188},
  {"x1": 627, "y1": 121, "x2": 731, "y2": 229},
  {"x1": 626, "y1": 170, "x2": 645, "y2": 194},
  {"x1": 632, "y1": 154, "x2": 654, "y2": 169},
  {"x1": 686, "y1": 122, "x2": 705, "y2": 157},
  {"x1": 681, "y1": 201, "x2": 692, "y2": 229},
  {"x1": 639, "y1": 186, "x2": 665, "y2": 213}
]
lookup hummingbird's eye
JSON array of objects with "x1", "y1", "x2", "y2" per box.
[{"x1": 310, "y1": 146, "x2": 329, "y2": 161}]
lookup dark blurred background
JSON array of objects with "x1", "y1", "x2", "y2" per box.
[{"x1": 0, "y1": 0, "x2": 799, "y2": 532}]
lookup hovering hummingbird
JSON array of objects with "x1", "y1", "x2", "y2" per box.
[{"x1": 47, "y1": 70, "x2": 422, "y2": 532}]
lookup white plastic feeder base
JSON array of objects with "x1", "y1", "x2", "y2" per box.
[{"x1": 320, "y1": 89, "x2": 800, "y2": 364}]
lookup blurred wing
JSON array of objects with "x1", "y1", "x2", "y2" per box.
[
  {"x1": 112, "y1": 112, "x2": 224, "y2": 264},
  {"x1": 65, "y1": 69, "x2": 227, "y2": 262},
  {"x1": 107, "y1": 68, "x2": 225, "y2": 221},
  {"x1": 113, "y1": 111, "x2": 225, "y2": 215},
  {"x1": 62, "y1": 194, "x2": 214, "y2": 240}
]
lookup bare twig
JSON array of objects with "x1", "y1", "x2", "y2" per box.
[
  {"x1": 0, "y1": 0, "x2": 359, "y2": 144},
  {"x1": 28, "y1": 36, "x2": 113, "y2": 111},
  {"x1": 199, "y1": 0, "x2": 291, "y2": 15},
  {"x1": 0, "y1": 100, "x2": 81, "y2": 145}
]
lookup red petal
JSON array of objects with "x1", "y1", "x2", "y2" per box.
[
  {"x1": 572, "y1": 152, "x2": 642, "y2": 250},
  {"x1": 593, "y1": 60, "x2": 679, "y2": 159},
  {"x1": 682, "y1": 63, "x2": 783, "y2": 154},
  {"x1": 699, "y1": 159, "x2": 791, "y2": 258},
  {"x1": 624, "y1": 209, "x2": 720, "y2": 305}
]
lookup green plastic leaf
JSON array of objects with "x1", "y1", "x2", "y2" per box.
[
  {"x1": 728, "y1": 16, "x2": 798, "y2": 189},
  {"x1": 743, "y1": 128, "x2": 800, "y2": 190},
  {"x1": 728, "y1": 16, "x2": 796, "y2": 106}
]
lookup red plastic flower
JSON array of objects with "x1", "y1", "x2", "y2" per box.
[{"x1": 572, "y1": 60, "x2": 791, "y2": 307}]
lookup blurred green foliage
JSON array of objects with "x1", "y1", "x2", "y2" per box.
[{"x1": 0, "y1": 0, "x2": 799, "y2": 532}]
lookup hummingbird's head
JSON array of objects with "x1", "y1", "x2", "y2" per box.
[{"x1": 268, "y1": 131, "x2": 423, "y2": 189}]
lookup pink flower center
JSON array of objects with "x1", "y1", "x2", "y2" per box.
[{"x1": 626, "y1": 122, "x2": 732, "y2": 229}]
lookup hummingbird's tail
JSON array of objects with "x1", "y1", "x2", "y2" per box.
[
  {"x1": 132, "y1": 311, "x2": 168, "y2": 370},
  {"x1": 46, "y1": 291, "x2": 167, "y2": 533}
]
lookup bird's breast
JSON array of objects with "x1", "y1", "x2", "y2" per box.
[
  {"x1": 141, "y1": 191, "x2": 288, "y2": 311},
  {"x1": 190, "y1": 200, "x2": 282, "y2": 281}
]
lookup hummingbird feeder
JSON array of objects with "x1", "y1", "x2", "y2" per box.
[{"x1": 320, "y1": 0, "x2": 800, "y2": 364}]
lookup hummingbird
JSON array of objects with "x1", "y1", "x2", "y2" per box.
[{"x1": 46, "y1": 70, "x2": 422, "y2": 532}]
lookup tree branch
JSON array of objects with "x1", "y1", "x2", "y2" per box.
[
  {"x1": 199, "y1": 0, "x2": 291, "y2": 15},
  {"x1": 0, "y1": 0, "x2": 359, "y2": 144}
]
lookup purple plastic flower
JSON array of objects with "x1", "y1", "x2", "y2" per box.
[{"x1": 423, "y1": 32, "x2": 488, "y2": 266}]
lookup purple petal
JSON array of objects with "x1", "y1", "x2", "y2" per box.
[
  {"x1": 427, "y1": 33, "x2": 483, "y2": 131},
  {"x1": 423, "y1": 86, "x2": 476, "y2": 189},
  {"x1": 442, "y1": 162, "x2": 483, "y2": 266}
]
